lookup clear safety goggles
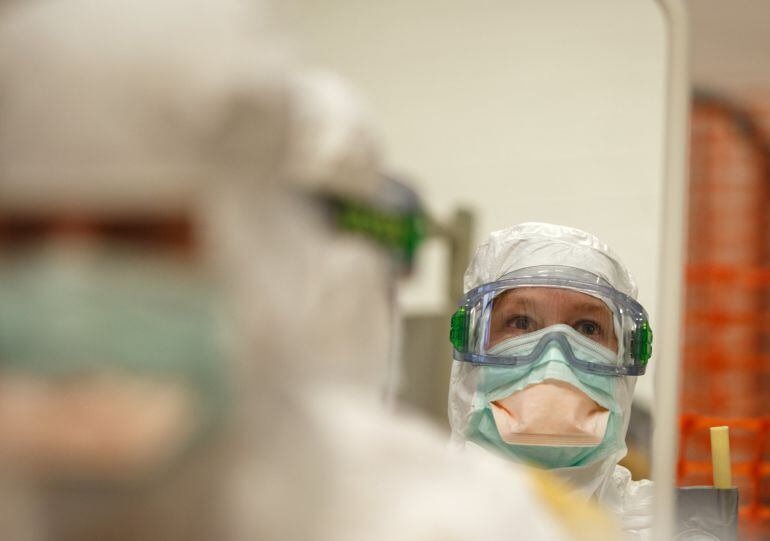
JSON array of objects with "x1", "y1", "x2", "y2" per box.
[{"x1": 449, "y1": 265, "x2": 652, "y2": 376}]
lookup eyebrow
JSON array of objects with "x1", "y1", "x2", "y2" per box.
[
  {"x1": 568, "y1": 302, "x2": 612, "y2": 316},
  {"x1": 496, "y1": 294, "x2": 611, "y2": 316}
]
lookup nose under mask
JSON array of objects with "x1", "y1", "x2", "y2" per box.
[{"x1": 490, "y1": 379, "x2": 609, "y2": 446}]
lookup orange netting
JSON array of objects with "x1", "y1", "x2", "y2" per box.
[{"x1": 679, "y1": 94, "x2": 770, "y2": 540}]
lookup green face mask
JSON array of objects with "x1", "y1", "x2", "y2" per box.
[
  {"x1": 465, "y1": 341, "x2": 625, "y2": 470},
  {"x1": 0, "y1": 246, "x2": 230, "y2": 456}
]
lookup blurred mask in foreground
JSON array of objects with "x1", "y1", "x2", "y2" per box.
[{"x1": 0, "y1": 226, "x2": 227, "y2": 481}]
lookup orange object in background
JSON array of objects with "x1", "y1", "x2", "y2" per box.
[{"x1": 679, "y1": 94, "x2": 770, "y2": 540}]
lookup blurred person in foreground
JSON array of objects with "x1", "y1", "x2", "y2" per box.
[
  {"x1": 0, "y1": 1, "x2": 616, "y2": 540},
  {"x1": 448, "y1": 223, "x2": 655, "y2": 540}
]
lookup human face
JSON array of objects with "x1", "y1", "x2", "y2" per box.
[{"x1": 487, "y1": 287, "x2": 618, "y2": 352}]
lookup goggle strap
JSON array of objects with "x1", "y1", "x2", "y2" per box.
[{"x1": 335, "y1": 199, "x2": 426, "y2": 266}]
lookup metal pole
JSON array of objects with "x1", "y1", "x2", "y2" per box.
[
  {"x1": 447, "y1": 208, "x2": 474, "y2": 303},
  {"x1": 652, "y1": 0, "x2": 690, "y2": 538}
]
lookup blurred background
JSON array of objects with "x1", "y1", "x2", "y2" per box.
[{"x1": 0, "y1": 0, "x2": 768, "y2": 539}]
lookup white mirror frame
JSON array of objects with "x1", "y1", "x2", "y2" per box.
[{"x1": 652, "y1": 0, "x2": 690, "y2": 538}]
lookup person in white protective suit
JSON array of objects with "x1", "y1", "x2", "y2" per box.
[
  {"x1": 448, "y1": 222, "x2": 655, "y2": 540},
  {"x1": 0, "y1": 1, "x2": 616, "y2": 540}
]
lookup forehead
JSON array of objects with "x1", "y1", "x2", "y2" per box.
[{"x1": 493, "y1": 286, "x2": 612, "y2": 314}]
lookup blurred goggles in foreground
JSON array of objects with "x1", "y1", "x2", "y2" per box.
[
  {"x1": 328, "y1": 174, "x2": 426, "y2": 272},
  {"x1": 450, "y1": 265, "x2": 652, "y2": 376}
]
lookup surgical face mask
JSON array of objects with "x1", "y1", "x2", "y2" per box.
[
  {"x1": 489, "y1": 380, "x2": 610, "y2": 446},
  {"x1": 464, "y1": 329, "x2": 626, "y2": 469}
]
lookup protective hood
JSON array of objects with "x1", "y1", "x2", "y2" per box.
[
  {"x1": 449, "y1": 222, "x2": 638, "y2": 500},
  {"x1": 464, "y1": 222, "x2": 637, "y2": 298},
  {"x1": 0, "y1": 0, "x2": 381, "y2": 215},
  {"x1": 0, "y1": 0, "x2": 391, "y2": 392}
]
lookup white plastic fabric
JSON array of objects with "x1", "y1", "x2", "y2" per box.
[
  {"x1": 0, "y1": 2, "x2": 583, "y2": 540},
  {"x1": 449, "y1": 222, "x2": 654, "y2": 540},
  {"x1": 464, "y1": 222, "x2": 637, "y2": 298}
]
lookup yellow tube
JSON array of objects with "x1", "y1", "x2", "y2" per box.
[{"x1": 710, "y1": 426, "x2": 733, "y2": 489}]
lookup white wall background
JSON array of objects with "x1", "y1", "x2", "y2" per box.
[
  {"x1": 688, "y1": 0, "x2": 770, "y2": 95},
  {"x1": 274, "y1": 0, "x2": 666, "y2": 408}
]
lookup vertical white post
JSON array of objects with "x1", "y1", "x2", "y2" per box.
[{"x1": 652, "y1": 0, "x2": 690, "y2": 538}]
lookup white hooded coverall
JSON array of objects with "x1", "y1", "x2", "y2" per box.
[{"x1": 448, "y1": 222, "x2": 655, "y2": 540}]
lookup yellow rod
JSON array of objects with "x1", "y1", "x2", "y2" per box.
[{"x1": 710, "y1": 426, "x2": 733, "y2": 489}]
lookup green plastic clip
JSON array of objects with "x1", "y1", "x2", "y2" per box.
[
  {"x1": 633, "y1": 321, "x2": 653, "y2": 365},
  {"x1": 336, "y1": 200, "x2": 425, "y2": 268},
  {"x1": 450, "y1": 307, "x2": 469, "y2": 352}
]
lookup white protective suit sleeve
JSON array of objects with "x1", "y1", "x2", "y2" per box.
[{"x1": 448, "y1": 222, "x2": 655, "y2": 540}]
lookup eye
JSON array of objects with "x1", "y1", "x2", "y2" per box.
[
  {"x1": 507, "y1": 316, "x2": 536, "y2": 333},
  {"x1": 574, "y1": 320, "x2": 602, "y2": 337}
]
